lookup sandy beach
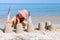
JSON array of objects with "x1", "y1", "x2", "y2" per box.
[
  {"x1": 0, "y1": 30, "x2": 60, "y2": 40},
  {"x1": 0, "y1": 16, "x2": 60, "y2": 40},
  {"x1": 0, "y1": 1, "x2": 60, "y2": 40}
]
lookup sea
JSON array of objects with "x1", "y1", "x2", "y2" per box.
[
  {"x1": 0, "y1": 3, "x2": 60, "y2": 18},
  {"x1": 0, "y1": 3, "x2": 60, "y2": 25}
]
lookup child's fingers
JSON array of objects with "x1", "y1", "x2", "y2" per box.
[{"x1": 23, "y1": 20, "x2": 27, "y2": 24}]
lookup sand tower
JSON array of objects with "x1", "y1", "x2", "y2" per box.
[
  {"x1": 38, "y1": 22, "x2": 45, "y2": 31},
  {"x1": 5, "y1": 23, "x2": 13, "y2": 33},
  {"x1": 16, "y1": 23, "x2": 24, "y2": 33},
  {"x1": 5, "y1": 8, "x2": 13, "y2": 33},
  {"x1": 45, "y1": 21, "x2": 56, "y2": 31},
  {"x1": 27, "y1": 13, "x2": 34, "y2": 32},
  {"x1": 27, "y1": 23, "x2": 34, "y2": 32},
  {"x1": 49, "y1": 24, "x2": 56, "y2": 31}
]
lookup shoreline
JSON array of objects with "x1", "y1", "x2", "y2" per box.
[{"x1": 0, "y1": 16, "x2": 60, "y2": 28}]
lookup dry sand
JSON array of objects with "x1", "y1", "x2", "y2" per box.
[
  {"x1": 0, "y1": 16, "x2": 60, "y2": 40},
  {"x1": 0, "y1": 29, "x2": 60, "y2": 40}
]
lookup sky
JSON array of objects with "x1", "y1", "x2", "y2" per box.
[{"x1": 0, "y1": 0, "x2": 60, "y2": 3}]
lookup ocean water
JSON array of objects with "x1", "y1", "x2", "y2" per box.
[
  {"x1": 0, "y1": 3, "x2": 60, "y2": 25},
  {"x1": 0, "y1": 3, "x2": 60, "y2": 18}
]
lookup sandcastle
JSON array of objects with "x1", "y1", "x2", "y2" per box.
[
  {"x1": 16, "y1": 23, "x2": 24, "y2": 33},
  {"x1": 38, "y1": 22, "x2": 45, "y2": 31},
  {"x1": 5, "y1": 23, "x2": 12, "y2": 33},
  {"x1": 4, "y1": 21, "x2": 56, "y2": 33},
  {"x1": 45, "y1": 21, "x2": 56, "y2": 31},
  {"x1": 27, "y1": 23, "x2": 34, "y2": 32},
  {"x1": 4, "y1": 8, "x2": 56, "y2": 33},
  {"x1": 5, "y1": 23, "x2": 35, "y2": 33}
]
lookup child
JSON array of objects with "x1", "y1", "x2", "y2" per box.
[{"x1": 7, "y1": 9, "x2": 29, "y2": 30}]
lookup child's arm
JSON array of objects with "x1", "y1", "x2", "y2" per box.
[{"x1": 7, "y1": 16, "x2": 16, "y2": 23}]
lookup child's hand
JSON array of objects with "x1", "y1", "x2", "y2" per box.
[{"x1": 23, "y1": 20, "x2": 27, "y2": 24}]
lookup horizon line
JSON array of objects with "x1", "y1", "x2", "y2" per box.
[{"x1": 0, "y1": 3, "x2": 59, "y2": 4}]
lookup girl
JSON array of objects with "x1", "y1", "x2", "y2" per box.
[{"x1": 7, "y1": 9, "x2": 29, "y2": 30}]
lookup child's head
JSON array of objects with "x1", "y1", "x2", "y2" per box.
[{"x1": 18, "y1": 9, "x2": 29, "y2": 18}]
